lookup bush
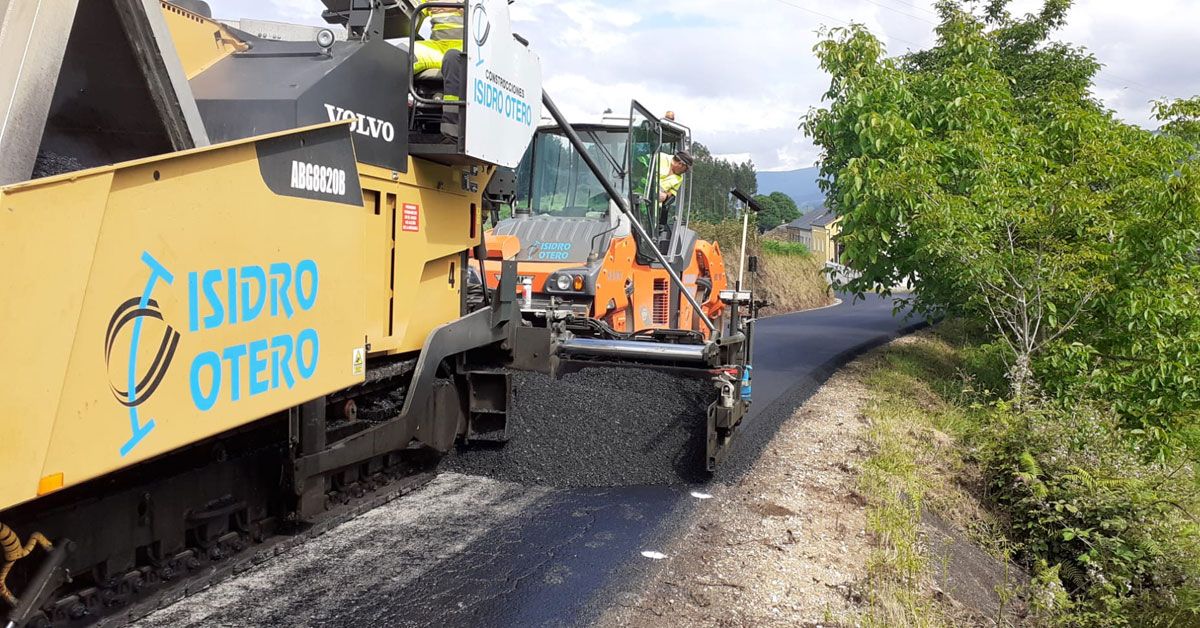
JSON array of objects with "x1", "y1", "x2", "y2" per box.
[
  {"x1": 976, "y1": 403, "x2": 1200, "y2": 625},
  {"x1": 760, "y1": 239, "x2": 811, "y2": 257},
  {"x1": 909, "y1": 323, "x2": 1200, "y2": 625},
  {"x1": 691, "y1": 217, "x2": 759, "y2": 256}
]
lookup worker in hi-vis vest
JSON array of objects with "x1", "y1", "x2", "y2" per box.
[
  {"x1": 658, "y1": 150, "x2": 694, "y2": 203},
  {"x1": 412, "y1": 4, "x2": 464, "y2": 74},
  {"x1": 413, "y1": 2, "x2": 465, "y2": 130}
]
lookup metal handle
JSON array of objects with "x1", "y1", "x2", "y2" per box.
[
  {"x1": 541, "y1": 91, "x2": 716, "y2": 334},
  {"x1": 5, "y1": 540, "x2": 72, "y2": 628},
  {"x1": 737, "y1": 212, "x2": 749, "y2": 288},
  {"x1": 728, "y1": 187, "x2": 763, "y2": 289}
]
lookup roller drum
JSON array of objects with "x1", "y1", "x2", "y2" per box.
[{"x1": 557, "y1": 337, "x2": 716, "y2": 365}]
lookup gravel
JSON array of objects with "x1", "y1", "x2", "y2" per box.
[
  {"x1": 713, "y1": 317, "x2": 930, "y2": 484},
  {"x1": 32, "y1": 151, "x2": 84, "y2": 178},
  {"x1": 443, "y1": 367, "x2": 717, "y2": 488},
  {"x1": 597, "y1": 353, "x2": 881, "y2": 628}
]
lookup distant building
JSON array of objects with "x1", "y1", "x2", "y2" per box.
[
  {"x1": 218, "y1": 18, "x2": 346, "y2": 42},
  {"x1": 783, "y1": 207, "x2": 842, "y2": 265}
]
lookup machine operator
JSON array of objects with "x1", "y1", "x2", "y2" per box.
[
  {"x1": 412, "y1": 2, "x2": 465, "y2": 129},
  {"x1": 412, "y1": 4, "x2": 463, "y2": 75},
  {"x1": 658, "y1": 150, "x2": 694, "y2": 204}
]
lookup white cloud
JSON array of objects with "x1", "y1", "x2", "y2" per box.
[
  {"x1": 201, "y1": 0, "x2": 1200, "y2": 171},
  {"x1": 554, "y1": 2, "x2": 641, "y2": 53},
  {"x1": 265, "y1": 0, "x2": 324, "y2": 25},
  {"x1": 713, "y1": 152, "x2": 753, "y2": 164}
]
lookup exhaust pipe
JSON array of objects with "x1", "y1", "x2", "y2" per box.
[{"x1": 558, "y1": 337, "x2": 716, "y2": 366}]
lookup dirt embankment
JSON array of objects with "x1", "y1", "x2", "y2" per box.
[
  {"x1": 693, "y1": 220, "x2": 834, "y2": 316},
  {"x1": 754, "y1": 251, "x2": 833, "y2": 315}
]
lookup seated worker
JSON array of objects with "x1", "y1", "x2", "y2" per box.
[
  {"x1": 412, "y1": 3, "x2": 465, "y2": 133},
  {"x1": 412, "y1": 4, "x2": 463, "y2": 76},
  {"x1": 658, "y1": 150, "x2": 693, "y2": 204}
]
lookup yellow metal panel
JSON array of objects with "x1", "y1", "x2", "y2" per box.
[
  {"x1": 2, "y1": 123, "x2": 490, "y2": 509},
  {"x1": 0, "y1": 173, "x2": 114, "y2": 509},
  {"x1": 2, "y1": 124, "x2": 368, "y2": 509},
  {"x1": 391, "y1": 255, "x2": 463, "y2": 351},
  {"x1": 359, "y1": 162, "x2": 481, "y2": 355},
  {"x1": 361, "y1": 187, "x2": 394, "y2": 349},
  {"x1": 159, "y1": 0, "x2": 244, "y2": 79}
]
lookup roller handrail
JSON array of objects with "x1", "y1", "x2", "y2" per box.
[{"x1": 407, "y1": 1, "x2": 468, "y2": 108}]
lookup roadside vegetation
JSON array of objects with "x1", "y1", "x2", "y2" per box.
[
  {"x1": 687, "y1": 142, "x2": 759, "y2": 223},
  {"x1": 759, "y1": 239, "x2": 811, "y2": 257},
  {"x1": 861, "y1": 323, "x2": 1200, "y2": 626},
  {"x1": 804, "y1": 0, "x2": 1200, "y2": 624},
  {"x1": 749, "y1": 191, "x2": 806, "y2": 232},
  {"x1": 859, "y1": 326, "x2": 989, "y2": 626},
  {"x1": 692, "y1": 218, "x2": 833, "y2": 315}
]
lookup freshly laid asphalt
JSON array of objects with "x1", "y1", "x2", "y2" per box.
[{"x1": 136, "y1": 293, "x2": 918, "y2": 628}]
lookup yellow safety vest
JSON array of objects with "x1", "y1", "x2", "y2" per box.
[
  {"x1": 427, "y1": 7, "x2": 464, "y2": 41},
  {"x1": 413, "y1": 6, "x2": 463, "y2": 74},
  {"x1": 658, "y1": 153, "x2": 684, "y2": 198}
]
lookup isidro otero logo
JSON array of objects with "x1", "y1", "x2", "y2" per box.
[
  {"x1": 471, "y1": 0, "x2": 490, "y2": 67},
  {"x1": 107, "y1": 252, "x2": 322, "y2": 456},
  {"x1": 534, "y1": 241, "x2": 572, "y2": 261},
  {"x1": 105, "y1": 252, "x2": 180, "y2": 457},
  {"x1": 187, "y1": 259, "x2": 320, "y2": 412},
  {"x1": 469, "y1": 0, "x2": 534, "y2": 128}
]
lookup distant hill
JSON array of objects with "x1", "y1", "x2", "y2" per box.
[{"x1": 757, "y1": 167, "x2": 824, "y2": 208}]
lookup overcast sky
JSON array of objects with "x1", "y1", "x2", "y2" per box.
[{"x1": 206, "y1": 0, "x2": 1199, "y2": 171}]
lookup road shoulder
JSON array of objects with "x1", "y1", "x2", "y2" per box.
[
  {"x1": 602, "y1": 328, "x2": 1025, "y2": 627},
  {"x1": 602, "y1": 346, "x2": 877, "y2": 626}
]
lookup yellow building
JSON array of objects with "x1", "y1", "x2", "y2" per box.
[{"x1": 783, "y1": 207, "x2": 842, "y2": 265}]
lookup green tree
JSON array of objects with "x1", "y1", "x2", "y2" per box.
[
  {"x1": 688, "y1": 141, "x2": 757, "y2": 222},
  {"x1": 802, "y1": 2, "x2": 1200, "y2": 445},
  {"x1": 1155, "y1": 97, "x2": 1200, "y2": 149},
  {"x1": 752, "y1": 191, "x2": 802, "y2": 232}
]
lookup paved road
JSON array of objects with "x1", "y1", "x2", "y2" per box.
[
  {"x1": 752, "y1": 294, "x2": 908, "y2": 416},
  {"x1": 137, "y1": 294, "x2": 916, "y2": 628}
]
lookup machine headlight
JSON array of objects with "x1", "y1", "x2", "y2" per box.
[
  {"x1": 555, "y1": 275, "x2": 571, "y2": 291},
  {"x1": 572, "y1": 275, "x2": 584, "y2": 291},
  {"x1": 316, "y1": 28, "x2": 336, "y2": 49}
]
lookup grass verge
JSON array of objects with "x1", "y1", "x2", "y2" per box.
[{"x1": 857, "y1": 324, "x2": 999, "y2": 626}]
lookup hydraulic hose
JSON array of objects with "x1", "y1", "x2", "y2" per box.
[{"x1": 0, "y1": 523, "x2": 52, "y2": 607}]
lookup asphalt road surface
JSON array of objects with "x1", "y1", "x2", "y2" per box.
[{"x1": 136, "y1": 293, "x2": 918, "y2": 628}]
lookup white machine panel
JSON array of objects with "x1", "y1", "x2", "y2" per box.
[{"x1": 464, "y1": 0, "x2": 542, "y2": 168}]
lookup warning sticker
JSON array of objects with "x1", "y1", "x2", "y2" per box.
[
  {"x1": 352, "y1": 348, "x2": 366, "y2": 377},
  {"x1": 402, "y1": 203, "x2": 420, "y2": 232}
]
